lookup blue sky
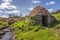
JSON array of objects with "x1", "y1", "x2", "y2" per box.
[{"x1": 0, "y1": 0, "x2": 60, "y2": 17}]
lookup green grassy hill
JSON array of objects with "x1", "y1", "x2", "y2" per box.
[
  {"x1": 52, "y1": 13, "x2": 60, "y2": 28},
  {"x1": 0, "y1": 11, "x2": 60, "y2": 40},
  {"x1": 9, "y1": 12, "x2": 60, "y2": 40},
  {"x1": 52, "y1": 13, "x2": 60, "y2": 20}
]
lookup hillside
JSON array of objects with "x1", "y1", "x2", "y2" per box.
[
  {"x1": 52, "y1": 13, "x2": 60, "y2": 28},
  {"x1": 0, "y1": 11, "x2": 60, "y2": 40},
  {"x1": 9, "y1": 13, "x2": 60, "y2": 40}
]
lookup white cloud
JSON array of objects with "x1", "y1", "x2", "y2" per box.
[
  {"x1": 0, "y1": 10, "x2": 3, "y2": 13},
  {"x1": 0, "y1": 0, "x2": 21, "y2": 18},
  {"x1": 29, "y1": 7, "x2": 34, "y2": 11},
  {"x1": 6, "y1": 10, "x2": 20, "y2": 14},
  {"x1": 32, "y1": 0, "x2": 41, "y2": 4},
  {"x1": 3, "y1": 0, "x2": 12, "y2": 2},
  {"x1": 0, "y1": 2, "x2": 17, "y2": 9},
  {"x1": 48, "y1": 9, "x2": 53, "y2": 12},
  {"x1": 46, "y1": 1, "x2": 55, "y2": 5},
  {"x1": 0, "y1": 15, "x2": 8, "y2": 18},
  {"x1": 6, "y1": 10, "x2": 21, "y2": 17}
]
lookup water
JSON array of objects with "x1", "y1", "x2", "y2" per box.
[{"x1": 0, "y1": 28, "x2": 13, "y2": 40}]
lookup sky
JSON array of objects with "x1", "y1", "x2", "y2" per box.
[{"x1": 0, "y1": 0, "x2": 60, "y2": 18}]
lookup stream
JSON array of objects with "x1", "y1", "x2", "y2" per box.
[{"x1": 0, "y1": 28, "x2": 13, "y2": 40}]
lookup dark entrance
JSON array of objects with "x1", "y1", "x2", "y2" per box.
[{"x1": 42, "y1": 15, "x2": 48, "y2": 26}]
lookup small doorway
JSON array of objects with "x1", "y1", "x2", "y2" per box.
[{"x1": 42, "y1": 15, "x2": 48, "y2": 26}]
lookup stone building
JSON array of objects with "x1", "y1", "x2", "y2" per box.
[{"x1": 29, "y1": 6, "x2": 55, "y2": 26}]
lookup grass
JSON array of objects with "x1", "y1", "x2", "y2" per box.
[
  {"x1": 52, "y1": 13, "x2": 60, "y2": 20},
  {"x1": 10, "y1": 13, "x2": 60, "y2": 40},
  {"x1": 51, "y1": 13, "x2": 60, "y2": 28},
  {"x1": 14, "y1": 28, "x2": 60, "y2": 40},
  {"x1": 0, "y1": 11, "x2": 60, "y2": 40},
  {"x1": 0, "y1": 22, "x2": 9, "y2": 29},
  {"x1": 12, "y1": 13, "x2": 60, "y2": 40},
  {"x1": 0, "y1": 12, "x2": 58, "y2": 40}
]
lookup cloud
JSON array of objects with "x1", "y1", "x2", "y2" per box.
[
  {"x1": 6, "y1": 10, "x2": 20, "y2": 14},
  {"x1": 0, "y1": 0, "x2": 17, "y2": 9},
  {"x1": 0, "y1": 15, "x2": 8, "y2": 18},
  {"x1": 3, "y1": 0, "x2": 12, "y2": 2},
  {"x1": 0, "y1": 0, "x2": 21, "y2": 18},
  {"x1": 0, "y1": 10, "x2": 3, "y2": 13},
  {"x1": 48, "y1": 9, "x2": 53, "y2": 12},
  {"x1": 6, "y1": 10, "x2": 21, "y2": 17},
  {"x1": 32, "y1": 0, "x2": 41, "y2": 4},
  {"x1": 29, "y1": 7, "x2": 34, "y2": 11},
  {"x1": 46, "y1": 1, "x2": 55, "y2": 5}
]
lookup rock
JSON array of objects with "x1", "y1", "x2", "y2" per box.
[{"x1": 0, "y1": 31, "x2": 5, "y2": 36}]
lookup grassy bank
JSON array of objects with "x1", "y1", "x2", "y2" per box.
[{"x1": 0, "y1": 22, "x2": 9, "y2": 30}]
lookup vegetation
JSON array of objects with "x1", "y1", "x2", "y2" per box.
[
  {"x1": 0, "y1": 10, "x2": 60, "y2": 40},
  {"x1": 14, "y1": 29, "x2": 60, "y2": 40},
  {"x1": 52, "y1": 13, "x2": 60, "y2": 28},
  {"x1": 11, "y1": 11, "x2": 60, "y2": 40},
  {"x1": 0, "y1": 22, "x2": 9, "y2": 29}
]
